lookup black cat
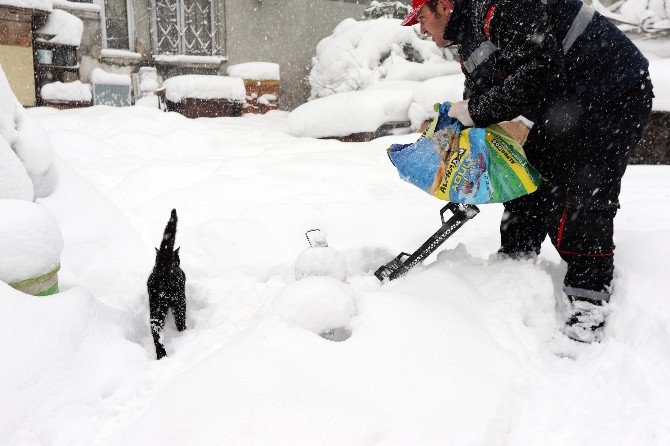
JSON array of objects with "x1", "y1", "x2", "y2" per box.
[{"x1": 147, "y1": 209, "x2": 186, "y2": 360}]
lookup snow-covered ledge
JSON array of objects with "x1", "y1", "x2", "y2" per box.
[
  {"x1": 100, "y1": 48, "x2": 142, "y2": 65},
  {"x1": 52, "y1": 0, "x2": 101, "y2": 13},
  {"x1": 153, "y1": 54, "x2": 228, "y2": 69},
  {"x1": 51, "y1": 0, "x2": 100, "y2": 21}
]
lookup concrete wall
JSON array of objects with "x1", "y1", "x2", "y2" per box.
[
  {"x1": 128, "y1": 0, "x2": 152, "y2": 56},
  {"x1": 224, "y1": 0, "x2": 366, "y2": 109}
]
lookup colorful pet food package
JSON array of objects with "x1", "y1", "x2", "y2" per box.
[{"x1": 387, "y1": 102, "x2": 542, "y2": 204}]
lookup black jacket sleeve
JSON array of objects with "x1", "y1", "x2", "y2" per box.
[
  {"x1": 463, "y1": 76, "x2": 475, "y2": 100},
  {"x1": 467, "y1": 0, "x2": 565, "y2": 127}
]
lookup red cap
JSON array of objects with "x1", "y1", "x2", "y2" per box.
[{"x1": 402, "y1": 0, "x2": 431, "y2": 26}]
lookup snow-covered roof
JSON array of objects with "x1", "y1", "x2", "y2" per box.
[
  {"x1": 41, "y1": 81, "x2": 92, "y2": 102},
  {"x1": 35, "y1": 8, "x2": 84, "y2": 47},
  {"x1": 163, "y1": 75, "x2": 246, "y2": 102},
  {"x1": 227, "y1": 62, "x2": 280, "y2": 81},
  {"x1": 0, "y1": 0, "x2": 52, "y2": 12}
]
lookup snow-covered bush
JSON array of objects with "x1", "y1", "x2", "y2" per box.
[
  {"x1": 272, "y1": 276, "x2": 355, "y2": 335},
  {"x1": 363, "y1": 1, "x2": 411, "y2": 20},
  {"x1": 593, "y1": 0, "x2": 670, "y2": 35},
  {"x1": 308, "y1": 18, "x2": 458, "y2": 100},
  {"x1": 288, "y1": 86, "x2": 415, "y2": 138},
  {"x1": 0, "y1": 66, "x2": 57, "y2": 199}
]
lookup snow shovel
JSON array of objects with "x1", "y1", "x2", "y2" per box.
[{"x1": 374, "y1": 203, "x2": 479, "y2": 282}]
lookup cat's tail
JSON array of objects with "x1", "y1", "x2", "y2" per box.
[{"x1": 158, "y1": 209, "x2": 178, "y2": 256}]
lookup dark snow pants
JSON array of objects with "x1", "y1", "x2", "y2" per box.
[{"x1": 500, "y1": 77, "x2": 653, "y2": 293}]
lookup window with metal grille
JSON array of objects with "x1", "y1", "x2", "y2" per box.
[
  {"x1": 94, "y1": 0, "x2": 134, "y2": 50},
  {"x1": 150, "y1": 0, "x2": 217, "y2": 55}
]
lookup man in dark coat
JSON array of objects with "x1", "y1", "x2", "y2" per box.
[{"x1": 403, "y1": 0, "x2": 653, "y2": 342}]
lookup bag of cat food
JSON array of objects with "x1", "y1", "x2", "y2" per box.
[{"x1": 387, "y1": 102, "x2": 542, "y2": 204}]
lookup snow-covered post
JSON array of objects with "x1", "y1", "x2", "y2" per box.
[
  {"x1": 0, "y1": 201, "x2": 63, "y2": 296},
  {"x1": 227, "y1": 62, "x2": 281, "y2": 114}
]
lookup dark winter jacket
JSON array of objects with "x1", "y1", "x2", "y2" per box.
[{"x1": 450, "y1": 0, "x2": 650, "y2": 128}]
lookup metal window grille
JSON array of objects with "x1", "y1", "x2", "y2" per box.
[{"x1": 150, "y1": 0, "x2": 216, "y2": 55}]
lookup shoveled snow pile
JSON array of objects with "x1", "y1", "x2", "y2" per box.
[
  {"x1": 0, "y1": 100, "x2": 666, "y2": 445},
  {"x1": 0, "y1": 281, "x2": 145, "y2": 445},
  {"x1": 272, "y1": 276, "x2": 355, "y2": 334},
  {"x1": 288, "y1": 76, "x2": 466, "y2": 137},
  {"x1": 287, "y1": 87, "x2": 414, "y2": 138},
  {"x1": 292, "y1": 17, "x2": 463, "y2": 138},
  {"x1": 295, "y1": 246, "x2": 348, "y2": 282}
]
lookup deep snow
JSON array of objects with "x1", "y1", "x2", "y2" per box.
[{"x1": 1, "y1": 105, "x2": 669, "y2": 445}]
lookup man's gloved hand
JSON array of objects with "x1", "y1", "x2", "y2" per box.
[{"x1": 447, "y1": 100, "x2": 475, "y2": 127}]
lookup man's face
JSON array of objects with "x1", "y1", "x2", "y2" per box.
[{"x1": 418, "y1": 0, "x2": 455, "y2": 47}]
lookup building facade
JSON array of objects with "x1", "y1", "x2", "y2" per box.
[{"x1": 63, "y1": 0, "x2": 367, "y2": 109}]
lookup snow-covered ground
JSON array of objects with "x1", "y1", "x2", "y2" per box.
[{"x1": 2, "y1": 105, "x2": 670, "y2": 445}]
